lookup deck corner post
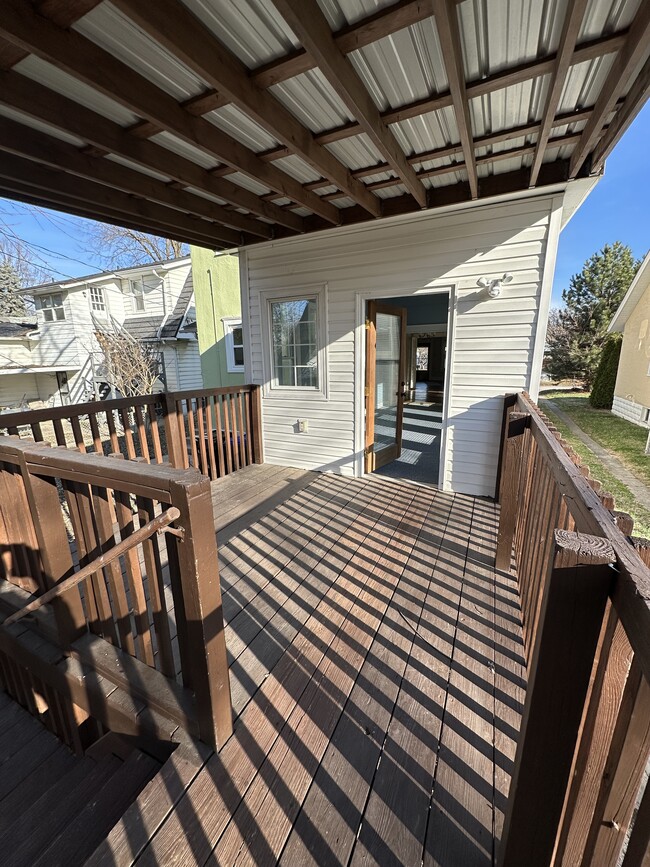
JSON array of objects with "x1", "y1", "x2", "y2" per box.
[
  {"x1": 495, "y1": 409, "x2": 531, "y2": 571},
  {"x1": 250, "y1": 384, "x2": 264, "y2": 464},
  {"x1": 169, "y1": 475, "x2": 233, "y2": 750},
  {"x1": 498, "y1": 529, "x2": 615, "y2": 867},
  {"x1": 162, "y1": 392, "x2": 185, "y2": 469},
  {"x1": 496, "y1": 393, "x2": 519, "y2": 501}
]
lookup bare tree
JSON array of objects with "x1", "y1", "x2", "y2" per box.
[
  {"x1": 84, "y1": 222, "x2": 188, "y2": 269},
  {"x1": 94, "y1": 324, "x2": 162, "y2": 397}
]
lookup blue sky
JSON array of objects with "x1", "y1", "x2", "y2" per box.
[
  {"x1": 1, "y1": 101, "x2": 649, "y2": 297},
  {"x1": 552, "y1": 100, "x2": 650, "y2": 305}
]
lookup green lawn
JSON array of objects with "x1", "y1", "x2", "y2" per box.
[{"x1": 538, "y1": 390, "x2": 650, "y2": 537}]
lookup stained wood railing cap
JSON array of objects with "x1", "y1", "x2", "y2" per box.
[{"x1": 554, "y1": 530, "x2": 617, "y2": 566}]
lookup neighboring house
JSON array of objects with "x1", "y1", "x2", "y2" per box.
[
  {"x1": 0, "y1": 257, "x2": 202, "y2": 410},
  {"x1": 0, "y1": 316, "x2": 42, "y2": 410},
  {"x1": 190, "y1": 248, "x2": 244, "y2": 389},
  {"x1": 608, "y1": 251, "x2": 650, "y2": 429}
]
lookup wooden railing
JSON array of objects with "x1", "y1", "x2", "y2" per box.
[
  {"x1": 0, "y1": 384, "x2": 264, "y2": 480},
  {"x1": 496, "y1": 392, "x2": 650, "y2": 867},
  {"x1": 0, "y1": 436, "x2": 232, "y2": 751}
]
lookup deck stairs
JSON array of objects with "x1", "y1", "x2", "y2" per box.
[{"x1": 0, "y1": 690, "x2": 162, "y2": 866}]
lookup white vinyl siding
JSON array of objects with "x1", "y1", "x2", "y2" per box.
[{"x1": 244, "y1": 193, "x2": 563, "y2": 497}]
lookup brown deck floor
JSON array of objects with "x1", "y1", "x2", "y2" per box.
[{"x1": 93, "y1": 468, "x2": 526, "y2": 867}]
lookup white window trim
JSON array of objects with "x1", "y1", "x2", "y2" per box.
[
  {"x1": 260, "y1": 284, "x2": 329, "y2": 400},
  {"x1": 89, "y1": 284, "x2": 107, "y2": 315},
  {"x1": 222, "y1": 316, "x2": 245, "y2": 373},
  {"x1": 127, "y1": 277, "x2": 148, "y2": 315},
  {"x1": 37, "y1": 292, "x2": 66, "y2": 323}
]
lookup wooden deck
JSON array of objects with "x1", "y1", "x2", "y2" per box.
[{"x1": 89, "y1": 467, "x2": 526, "y2": 866}]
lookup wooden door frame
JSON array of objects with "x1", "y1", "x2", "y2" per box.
[
  {"x1": 364, "y1": 300, "x2": 407, "y2": 472},
  {"x1": 354, "y1": 285, "x2": 456, "y2": 488}
]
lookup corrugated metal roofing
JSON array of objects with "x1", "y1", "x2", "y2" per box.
[{"x1": 0, "y1": 0, "x2": 646, "y2": 246}]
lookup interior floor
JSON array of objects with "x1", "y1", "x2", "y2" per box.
[{"x1": 375, "y1": 386, "x2": 443, "y2": 486}]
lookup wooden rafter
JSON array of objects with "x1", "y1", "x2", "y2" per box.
[
  {"x1": 0, "y1": 0, "x2": 340, "y2": 224},
  {"x1": 0, "y1": 154, "x2": 241, "y2": 248},
  {"x1": 591, "y1": 54, "x2": 650, "y2": 172},
  {"x1": 271, "y1": 0, "x2": 427, "y2": 208},
  {"x1": 111, "y1": 0, "x2": 381, "y2": 217},
  {"x1": 432, "y1": 0, "x2": 477, "y2": 198},
  {"x1": 569, "y1": 1, "x2": 650, "y2": 178},
  {"x1": 0, "y1": 69, "x2": 303, "y2": 233},
  {"x1": 0, "y1": 116, "x2": 271, "y2": 240},
  {"x1": 308, "y1": 32, "x2": 626, "y2": 147},
  {"x1": 529, "y1": 0, "x2": 589, "y2": 187}
]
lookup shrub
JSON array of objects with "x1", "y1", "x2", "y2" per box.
[{"x1": 589, "y1": 334, "x2": 622, "y2": 408}]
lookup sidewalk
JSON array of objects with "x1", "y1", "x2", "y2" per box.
[{"x1": 540, "y1": 398, "x2": 650, "y2": 513}]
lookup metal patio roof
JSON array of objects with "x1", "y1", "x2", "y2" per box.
[{"x1": 0, "y1": 0, "x2": 647, "y2": 248}]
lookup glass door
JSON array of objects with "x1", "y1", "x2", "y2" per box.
[{"x1": 364, "y1": 301, "x2": 407, "y2": 472}]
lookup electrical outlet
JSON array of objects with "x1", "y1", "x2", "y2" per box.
[{"x1": 298, "y1": 419, "x2": 309, "y2": 432}]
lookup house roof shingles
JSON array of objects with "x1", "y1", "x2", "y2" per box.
[{"x1": 122, "y1": 271, "x2": 194, "y2": 341}]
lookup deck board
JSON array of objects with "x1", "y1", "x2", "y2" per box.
[{"x1": 93, "y1": 468, "x2": 526, "y2": 867}]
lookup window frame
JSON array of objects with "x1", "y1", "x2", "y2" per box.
[
  {"x1": 222, "y1": 317, "x2": 245, "y2": 374},
  {"x1": 260, "y1": 284, "x2": 328, "y2": 400},
  {"x1": 89, "y1": 284, "x2": 107, "y2": 315},
  {"x1": 37, "y1": 292, "x2": 66, "y2": 322},
  {"x1": 129, "y1": 278, "x2": 147, "y2": 314}
]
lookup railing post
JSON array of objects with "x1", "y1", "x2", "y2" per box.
[
  {"x1": 496, "y1": 393, "x2": 518, "y2": 501},
  {"x1": 498, "y1": 529, "x2": 615, "y2": 867},
  {"x1": 495, "y1": 410, "x2": 530, "y2": 570},
  {"x1": 250, "y1": 384, "x2": 264, "y2": 464},
  {"x1": 162, "y1": 392, "x2": 185, "y2": 469},
  {"x1": 169, "y1": 474, "x2": 233, "y2": 750}
]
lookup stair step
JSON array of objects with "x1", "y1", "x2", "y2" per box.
[
  {"x1": 0, "y1": 742, "x2": 79, "y2": 834},
  {"x1": 32, "y1": 749, "x2": 161, "y2": 867},
  {"x1": 0, "y1": 721, "x2": 61, "y2": 803},
  {"x1": 0, "y1": 754, "x2": 122, "y2": 867}
]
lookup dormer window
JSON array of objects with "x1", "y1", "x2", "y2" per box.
[
  {"x1": 37, "y1": 293, "x2": 65, "y2": 322},
  {"x1": 90, "y1": 285, "x2": 106, "y2": 314}
]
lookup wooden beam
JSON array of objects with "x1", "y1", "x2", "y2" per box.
[
  {"x1": 529, "y1": 0, "x2": 590, "y2": 187},
  {"x1": 0, "y1": 182, "x2": 225, "y2": 251},
  {"x1": 591, "y1": 54, "x2": 650, "y2": 172},
  {"x1": 432, "y1": 0, "x2": 477, "y2": 198},
  {"x1": 112, "y1": 0, "x2": 381, "y2": 217},
  {"x1": 309, "y1": 31, "x2": 627, "y2": 147},
  {"x1": 0, "y1": 69, "x2": 303, "y2": 232},
  {"x1": 0, "y1": 0, "x2": 340, "y2": 224},
  {"x1": 569, "y1": 2, "x2": 650, "y2": 178},
  {"x1": 252, "y1": 0, "x2": 439, "y2": 88},
  {"x1": 271, "y1": 0, "x2": 427, "y2": 208},
  {"x1": 0, "y1": 115, "x2": 272, "y2": 239},
  {"x1": 0, "y1": 153, "x2": 242, "y2": 248}
]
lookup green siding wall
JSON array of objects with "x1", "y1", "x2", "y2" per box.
[{"x1": 191, "y1": 246, "x2": 245, "y2": 388}]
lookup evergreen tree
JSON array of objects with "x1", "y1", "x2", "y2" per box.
[
  {"x1": 545, "y1": 242, "x2": 641, "y2": 387},
  {"x1": 590, "y1": 334, "x2": 622, "y2": 408},
  {"x1": 0, "y1": 261, "x2": 27, "y2": 317}
]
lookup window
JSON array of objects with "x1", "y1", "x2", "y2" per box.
[
  {"x1": 38, "y1": 293, "x2": 65, "y2": 322},
  {"x1": 130, "y1": 279, "x2": 146, "y2": 313},
  {"x1": 89, "y1": 285, "x2": 106, "y2": 314},
  {"x1": 223, "y1": 318, "x2": 245, "y2": 373},
  {"x1": 270, "y1": 298, "x2": 318, "y2": 388}
]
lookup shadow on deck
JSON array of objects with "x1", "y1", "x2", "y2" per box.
[{"x1": 90, "y1": 466, "x2": 526, "y2": 866}]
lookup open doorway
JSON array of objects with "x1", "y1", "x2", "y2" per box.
[{"x1": 364, "y1": 292, "x2": 448, "y2": 486}]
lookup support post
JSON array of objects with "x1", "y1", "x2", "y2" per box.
[
  {"x1": 495, "y1": 411, "x2": 531, "y2": 571},
  {"x1": 496, "y1": 393, "x2": 518, "y2": 501},
  {"x1": 162, "y1": 392, "x2": 185, "y2": 469},
  {"x1": 498, "y1": 529, "x2": 615, "y2": 867},
  {"x1": 169, "y1": 475, "x2": 233, "y2": 749},
  {"x1": 250, "y1": 384, "x2": 264, "y2": 464}
]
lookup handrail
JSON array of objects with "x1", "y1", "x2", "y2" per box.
[
  {"x1": 2, "y1": 507, "x2": 181, "y2": 628},
  {"x1": 516, "y1": 391, "x2": 650, "y2": 682},
  {"x1": 0, "y1": 392, "x2": 160, "y2": 427}
]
